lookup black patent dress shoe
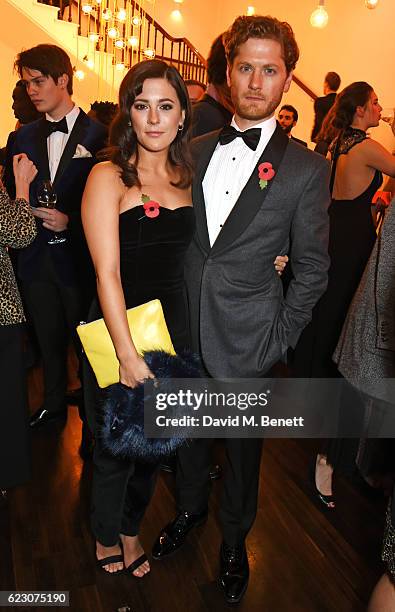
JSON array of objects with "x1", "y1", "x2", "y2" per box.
[
  {"x1": 219, "y1": 542, "x2": 249, "y2": 604},
  {"x1": 65, "y1": 387, "x2": 83, "y2": 405},
  {"x1": 209, "y1": 464, "x2": 222, "y2": 480},
  {"x1": 152, "y1": 509, "x2": 208, "y2": 560},
  {"x1": 29, "y1": 407, "x2": 67, "y2": 429}
]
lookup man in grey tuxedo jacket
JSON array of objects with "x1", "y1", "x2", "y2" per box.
[{"x1": 153, "y1": 14, "x2": 331, "y2": 604}]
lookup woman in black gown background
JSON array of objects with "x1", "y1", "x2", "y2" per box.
[
  {"x1": 82, "y1": 60, "x2": 194, "y2": 576},
  {"x1": 292, "y1": 82, "x2": 395, "y2": 507}
]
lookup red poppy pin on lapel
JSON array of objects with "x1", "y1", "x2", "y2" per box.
[{"x1": 258, "y1": 162, "x2": 275, "y2": 190}]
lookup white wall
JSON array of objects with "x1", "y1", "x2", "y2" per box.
[{"x1": 155, "y1": 0, "x2": 395, "y2": 149}]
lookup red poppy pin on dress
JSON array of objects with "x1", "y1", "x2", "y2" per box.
[{"x1": 142, "y1": 193, "x2": 160, "y2": 218}]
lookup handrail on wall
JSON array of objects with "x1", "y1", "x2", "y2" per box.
[{"x1": 293, "y1": 75, "x2": 317, "y2": 101}]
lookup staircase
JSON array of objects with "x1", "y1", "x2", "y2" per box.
[
  {"x1": 40, "y1": 0, "x2": 208, "y2": 83},
  {"x1": 4, "y1": 0, "x2": 207, "y2": 110}
]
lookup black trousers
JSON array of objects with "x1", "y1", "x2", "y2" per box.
[
  {"x1": 0, "y1": 324, "x2": 30, "y2": 488},
  {"x1": 176, "y1": 437, "x2": 263, "y2": 547},
  {"x1": 21, "y1": 252, "x2": 84, "y2": 414},
  {"x1": 91, "y1": 444, "x2": 159, "y2": 546},
  {"x1": 84, "y1": 344, "x2": 158, "y2": 547}
]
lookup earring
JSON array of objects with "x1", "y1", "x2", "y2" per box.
[
  {"x1": 178, "y1": 124, "x2": 184, "y2": 131},
  {"x1": 127, "y1": 120, "x2": 132, "y2": 127}
]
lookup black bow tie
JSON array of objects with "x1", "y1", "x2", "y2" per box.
[
  {"x1": 219, "y1": 125, "x2": 261, "y2": 151},
  {"x1": 43, "y1": 117, "x2": 68, "y2": 137}
]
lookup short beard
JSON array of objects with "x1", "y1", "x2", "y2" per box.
[
  {"x1": 235, "y1": 95, "x2": 282, "y2": 123},
  {"x1": 281, "y1": 124, "x2": 292, "y2": 134}
]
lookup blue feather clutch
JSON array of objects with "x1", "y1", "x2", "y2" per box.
[{"x1": 100, "y1": 350, "x2": 202, "y2": 461}]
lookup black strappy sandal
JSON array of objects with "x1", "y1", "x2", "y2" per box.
[
  {"x1": 310, "y1": 460, "x2": 336, "y2": 510},
  {"x1": 96, "y1": 553, "x2": 124, "y2": 574},
  {"x1": 125, "y1": 553, "x2": 149, "y2": 578}
]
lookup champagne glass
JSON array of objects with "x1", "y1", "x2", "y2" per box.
[
  {"x1": 381, "y1": 107, "x2": 395, "y2": 125},
  {"x1": 36, "y1": 180, "x2": 66, "y2": 245}
]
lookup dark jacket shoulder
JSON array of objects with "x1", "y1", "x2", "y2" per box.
[
  {"x1": 190, "y1": 129, "x2": 221, "y2": 164},
  {"x1": 291, "y1": 135, "x2": 308, "y2": 147},
  {"x1": 12, "y1": 117, "x2": 42, "y2": 143},
  {"x1": 287, "y1": 137, "x2": 330, "y2": 172},
  {"x1": 191, "y1": 94, "x2": 232, "y2": 138},
  {"x1": 311, "y1": 93, "x2": 337, "y2": 141}
]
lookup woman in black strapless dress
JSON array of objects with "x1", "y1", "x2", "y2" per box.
[
  {"x1": 292, "y1": 82, "x2": 395, "y2": 508},
  {"x1": 82, "y1": 60, "x2": 194, "y2": 577}
]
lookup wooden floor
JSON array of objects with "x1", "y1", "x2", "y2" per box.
[{"x1": 0, "y1": 365, "x2": 387, "y2": 612}]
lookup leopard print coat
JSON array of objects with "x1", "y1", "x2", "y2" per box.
[{"x1": 0, "y1": 190, "x2": 37, "y2": 325}]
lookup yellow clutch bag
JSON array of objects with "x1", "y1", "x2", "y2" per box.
[{"x1": 77, "y1": 299, "x2": 176, "y2": 388}]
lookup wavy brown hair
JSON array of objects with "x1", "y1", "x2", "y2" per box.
[
  {"x1": 224, "y1": 15, "x2": 299, "y2": 74},
  {"x1": 109, "y1": 60, "x2": 193, "y2": 189},
  {"x1": 316, "y1": 105, "x2": 339, "y2": 146},
  {"x1": 332, "y1": 81, "x2": 373, "y2": 130}
]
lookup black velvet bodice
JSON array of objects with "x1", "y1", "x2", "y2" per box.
[{"x1": 119, "y1": 205, "x2": 195, "y2": 352}]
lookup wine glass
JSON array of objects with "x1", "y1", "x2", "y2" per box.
[
  {"x1": 36, "y1": 180, "x2": 66, "y2": 245},
  {"x1": 381, "y1": 107, "x2": 395, "y2": 125}
]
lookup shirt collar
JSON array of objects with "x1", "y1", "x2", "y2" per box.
[
  {"x1": 230, "y1": 115, "x2": 276, "y2": 133},
  {"x1": 45, "y1": 105, "x2": 80, "y2": 129},
  {"x1": 230, "y1": 115, "x2": 277, "y2": 150}
]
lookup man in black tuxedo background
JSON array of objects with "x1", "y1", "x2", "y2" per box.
[
  {"x1": 191, "y1": 33, "x2": 233, "y2": 137},
  {"x1": 278, "y1": 103, "x2": 307, "y2": 146},
  {"x1": 311, "y1": 70, "x2": 341, "y2": 142},
  {"x1": 5, "y1": 44, "x2": 107, "y2": 431},
  {"x1": 152, "y1": 15, "x2": 330, "y2": 604}
]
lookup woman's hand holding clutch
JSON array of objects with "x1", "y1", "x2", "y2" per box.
[{"x1": 119, "y1": 354, "x2": 155, "y2": 388}]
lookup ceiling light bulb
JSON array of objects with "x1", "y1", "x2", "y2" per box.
[
  {"x1": 365, "y1": 0, "x2": 379, "y2": 7},
  {"x1": 82, "y1": 2, "x2": 93, "y2": 14},
  {"x1": 246, "y1": 6, "x2": 255, "y2": 15},
  {"x1": 74, "y1": 69, "x2": 85, "y2": 80},
  {"x1": 116, "y1": 8, "x2": 127, "y2": 21},
  {"x1": 310, "y1": 3, "x2": 329, "y2": 28},
  {"x1": 108, "y1": 27, "x2": 120, "y2": 39},
  {"x1": 171, "y1": 9, "x2": 182, "y2": 20},
  {"x1": 132, "y1": 16, "x2": 142, "y2": 26},
  {"x1": 82, "y1": 55, "x2": 94, "y2": 69},
  {"x1": 128, "y1": 36, "x2": 139, "y2": 47},
  {"x1": 115, "y1": 39, "x2": 126, "y2": 49},
  {"x1": 143, "y1": 48, "x2": 155, "y2": 58}
]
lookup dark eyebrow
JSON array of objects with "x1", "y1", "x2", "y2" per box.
[
  {"x1": 236, "y1": 60, "x2": 280, "y2": 68},
  {"x1": 134, "y1": 97, "x2": 175, "y2": 103},
  {"x1": 24, "y1": 76, "x2": 47, "y2": 84}
]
